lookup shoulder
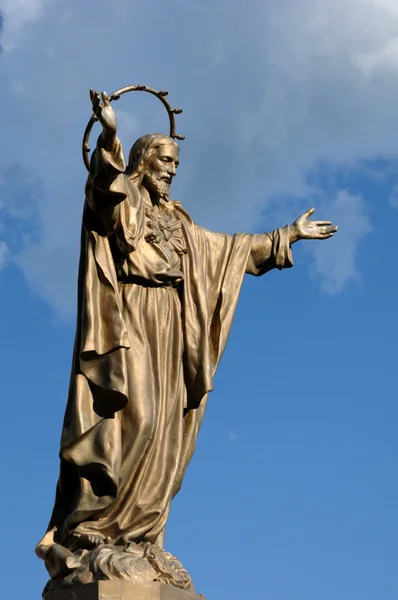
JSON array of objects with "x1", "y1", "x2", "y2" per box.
[
  {"x1": 167, "y1": 200, "x2": 192, "y2": 224},
  {"x1": 122, "y1": 177, "x2": 144, "y2": 209},
  {"x1": 168, "y1": 199, "x2": 183, "y2": 209}
]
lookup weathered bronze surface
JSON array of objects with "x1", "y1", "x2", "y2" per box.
[{"x1": 37, "y1": 86, "x2": 338, "y2": 595}]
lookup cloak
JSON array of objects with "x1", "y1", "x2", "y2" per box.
[{"x1": 43, "y1": 140, "x2": 293, "y2": 548}]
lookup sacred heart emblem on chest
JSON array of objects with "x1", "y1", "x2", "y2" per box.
[{"x1": 145, "y1": 205, "x2": 187, "y2": 255}]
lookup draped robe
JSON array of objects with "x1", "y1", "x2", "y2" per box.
[{"x1": 43, "y1": 138, "x2": 294, "y2": 551}]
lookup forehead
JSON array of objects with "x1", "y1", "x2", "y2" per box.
[{"x1": 153, "y1": 143, "x2": 179, "y2": 160}]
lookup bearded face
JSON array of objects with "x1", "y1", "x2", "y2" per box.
[
  {"x1": 142, "y1": 143, "x2": 179, "y2": 201},
  {"x1": 143, "y1": 171, "x2": 171, "y2": 201}
]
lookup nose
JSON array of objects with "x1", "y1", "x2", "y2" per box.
[{"x1": 167, "y1": 163, "x2": 177, "y2": 177}]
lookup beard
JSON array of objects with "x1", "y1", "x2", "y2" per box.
[{"x1": 143, "y1": 172, "x2": 170, "y2": 201}]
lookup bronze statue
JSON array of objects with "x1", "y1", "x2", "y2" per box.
[{"x1": 36, "y1": 86, "x2": 337, "y2": 596}]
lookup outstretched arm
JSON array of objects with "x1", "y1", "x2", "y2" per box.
[{"x1": 247, "y1": 208, "x2": 338, "y2": 275}]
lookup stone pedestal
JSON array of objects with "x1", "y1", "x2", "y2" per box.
[{"x1": 44, "y1": 582, "x2": 204, "y2": 600}]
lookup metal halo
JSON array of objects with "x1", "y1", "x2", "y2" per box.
[{"x1": 82, "y1": 84, "x2": 185, "y2": 171}]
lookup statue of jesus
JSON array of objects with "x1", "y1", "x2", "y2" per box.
[{"x1": 37, "y1": 89, "x2": 337, "y2": 593}]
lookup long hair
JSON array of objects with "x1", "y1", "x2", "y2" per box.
[{"x1": 125, "y1": 133, "x2": 179, "y2": 183}]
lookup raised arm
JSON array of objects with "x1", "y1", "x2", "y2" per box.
[
  {"x1": 90, "y1": 89, "x2": 118, "y2": 152},
  {"x1": 86, "y1": 90, "x2": 129, "y2": 232}
]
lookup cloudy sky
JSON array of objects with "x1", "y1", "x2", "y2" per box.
[{"x1": 0, "y1": 1, "x2": 397, "y2": 599}]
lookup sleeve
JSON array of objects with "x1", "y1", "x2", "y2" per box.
[
  {"x1": 84, "y1": 137, "x2": 128, "y2": 233},
  {"x1": 245, "y1": 226, "x2": 294, "y2": 275}
]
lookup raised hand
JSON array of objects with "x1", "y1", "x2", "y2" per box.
[
  {"x1": 90, "y1": 89, "x2": 117, "y2": 137},
  {"x1": 290, "y1": 207, "x2": 338, "y2": 243}
]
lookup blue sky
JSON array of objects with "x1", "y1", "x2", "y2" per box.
[{"x1": 0, "y1": 1, "x2": 397, "y2": 599}]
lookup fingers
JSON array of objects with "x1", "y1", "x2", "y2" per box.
[
  {"x1": 89, "y1": 89, "x2": 111, "y2": 114},
  {"x1": 325, "y1": 225, "x2": 338, "y2": 234},
  {"x1": 303, "y1": 207, "x2": 315, "y2": 219},
  {"x1": 317, "y1": 225, "x2": 338, "y2": 236},
  {"x1": 293, "y1": 206, "x2": 315, "y2": 225},
  {"x1": 306, "y1": 223, "x2": 338, "y2": 239},
  {"x1": 314, "y1": 228, "x2": 338, "y2": 239},
  {"x1": 314, "y1": 220, "x2": 332, "y2": 226},
  {"x1": 311, "y1": 232, "x2": 335, "y2": 240},
  {"x1": 90, "y1": 89, "x2": 101, "y2": 114},
  {"x1": 90, "y1": 88, "x2": 100, "y2": 104}
]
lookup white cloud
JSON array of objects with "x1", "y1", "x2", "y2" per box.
[
  {"x1": 389, "y1": 184, "x2": 398, "y2": 210},
  {"x1": 0, "y1": 0, "x2": 397, "y2": 314},
  {"x1": 306, "y1": 191, "x2": 372, "y2": 294},
  {"x1": 354, "y1": 37, "x2": 398, "y2": 76},
  {"x1": 0, "y1": 241, "x2": 8, "y2": 269},
  {"x1": 0, "y1": 0, "x2": 53, "y2": 50}
]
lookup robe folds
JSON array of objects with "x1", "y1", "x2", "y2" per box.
[{"x1": 44, "y1": 140, "x2": 294, "y2": 549}]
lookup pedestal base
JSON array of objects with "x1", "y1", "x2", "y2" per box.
[{"x1": 44, "y1": 582, "x2": 204, "y2": 600}]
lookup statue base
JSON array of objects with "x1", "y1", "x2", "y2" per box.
[{"x1": 44, "y1": 582, "x2": 204, "y2": 600}]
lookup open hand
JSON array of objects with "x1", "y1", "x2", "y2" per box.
[
  {"x1": 90, "y1": 89, "x2": 117, "y2": 136},
  {"x1": 290, "y1": 208, "x2": 338, "y2": 243}
]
